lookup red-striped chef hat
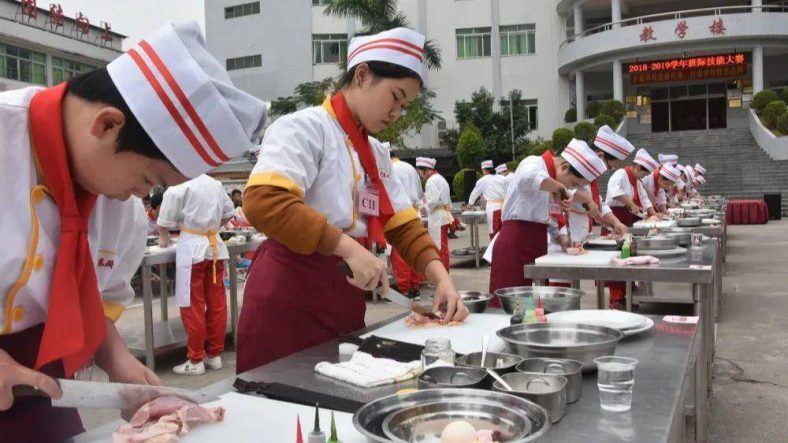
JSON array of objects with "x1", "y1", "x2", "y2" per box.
[
  {"x1": 593, "y1": 125, "x2": 634, "y2": 160},
  {"x1": 660, "y1": 163, "x2": 681, "y2": 182},
  {"x1": 347, "y1": 27, "x2": 425, "y2": 80},
  {"x1": 634, "y1": 148, "x2": 659, "y2": 172},
  {"x1": 416, "y1": 157, "x2": 436, "y2": 169},
  {"x1": 561, "y1": 139, "x2": 608, "y2": 181},
  {"x1": 107, "y1": 22, "x2": 268, "y2": 178}
]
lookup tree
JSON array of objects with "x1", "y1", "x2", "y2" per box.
[
  {"x1": 551, "y1": 128, "x2": 574, "y2": 154},
  {"x1": 586, "y1": 101, "x2": 601, "y2": 119},
  {"x1": 456, "y1": 124, "x2": 485, "y2": 170},
  {"x1": 377, "y1": 88, "x2": 440, "y2": 147},
  {"x1": 452, "y1": 168, "x2": 481, "y2": 200},
  {"x1": 294, "y1": 78, "x2": 336, "y2": 106},
  {"x1": 574, "y1": 122, "x2": 597, "y2": 146},
  {"x1": 762, "y1": 101, "x2": 787, "y2": 129}
]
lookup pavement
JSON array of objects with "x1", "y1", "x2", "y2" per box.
[{"x1": 79, "y1": 220, "x2": 788, "y2": 442}]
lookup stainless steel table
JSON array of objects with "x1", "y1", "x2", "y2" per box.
[
  {"x1": 456, "y1": 211, "x2": 485, "y2": 268},
  {"x1": 134, "y1": 238, "x2": 264, "y2": 370}
]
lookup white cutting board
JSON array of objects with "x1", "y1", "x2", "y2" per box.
[
  {"x1": 361, "y1": 313, "x2": 511, "y2": 354},
  {"x1": 632, "y1": 219, "x2": 676, "y2": 229},
  {"x1": 181, "y1": 392, "x2": 367, "y2": 442},
  {"x1": 535, "y1": 250, "x2": 620, "y2": 266}
]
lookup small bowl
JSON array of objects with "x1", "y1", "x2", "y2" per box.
[
  {"x1": 455, "y1": 352, "x2": 523, "y2": 374},
  {"x1": 417, "y1": 366, "x2": 490, "y2": 390},
  {"x1": 493, "y1": 373, "x2": 568, "y2": 423},
  {"x1": 434, "y1": 291, "x2": 492, "y2": 313},
  {"x1": 495, "y1": 286, "x2": 583, "y2": 314},
  {"x1": 517, "y1": 358, "x2": 583, "y2": 403}
]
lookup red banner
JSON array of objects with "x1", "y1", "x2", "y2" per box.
[
  {"x1": 627, "y1": 53, "x2": 745, "y2": 74},
  {"x1": 630, "y1": 64, "x2": 746, "y2": 85}
]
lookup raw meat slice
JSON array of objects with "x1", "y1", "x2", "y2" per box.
[
  {"x1": 113, "y1": 396, "x2": 224, "y2": 443},
  {"x1": 404, "y1": 311, "x2": 463, "y2": 328}
]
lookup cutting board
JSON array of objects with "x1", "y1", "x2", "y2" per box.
[
  {"x1": 361, "y1": 313, "x2": 511, "y2": 354},
  {"x1": 534, "y1": 250, "x2": 620, "y2": 266},
  {"x1": 632, "y1": 219, "x2": 676, "y2": 229}
]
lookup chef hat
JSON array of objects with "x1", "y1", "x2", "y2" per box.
[
  {"x1": 658, "y1": 153, "x2": 679, "y2": 165},
  {"x1": 107, "y1": 21, "x2": 268, "y2": 178},
  {"x1": 416, "y1": 157, "x2": 436, "y2": 169},
  {"x1": 561, "y1": 139, "x2": 607, "y2": 181},
  {"x1": 697, "y1": 175, "x2": 707, "y2": 185},
  {"x1": 593, "y1": 125, "x2": 634, "y2": 160},
  {"x1": 634, "y1": 148, "x2": 659, "y2": 172},
  {"x1": 694, "y1": 163, "x2": 706, "y2": 175},
  {"x1": 659, "y1": 163, "x2": 681, "y2": 183},
  {"x1": 481, "y1": 160, "x2": 494, "y2": 170},
  {"x1": 684, "y1": 164, "x2": 696, "y2": 182},
  {"x1": 347, "y1": 27, "x2": 425, "y2": 80},
  {"x1": 495, "y1": 164, "x2": 508, "y2": 174}
]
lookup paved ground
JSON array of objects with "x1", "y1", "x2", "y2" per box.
[{"x1": 79, "y1": 221, "x2": 788, "y2": 442}]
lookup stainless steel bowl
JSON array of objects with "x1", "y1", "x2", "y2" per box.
[
  {"x1": 495, "y1": 286, "x2": 583, "y2": 314},
  {"x1": 417, "y1": 366, "x2": 490, "y2": 390},
  {"x1": 497, "y1": 322, "x2": 624, "y2": 372},
  {"x1": 455, "y1": 352, "x2": 523, "y2": 374},
  {"x1": 663, "y1": 231, "x2": 691, "y2": 246},
  {"x1": 634, "y1": 235, "x2": 679, "y2": 251},
  {"x1": 434, "y1": 291, "x2": 492, "y2": 314},
  {"x1": 493, "y1": 373, "x2": 568, "y2": 423},
  {"x1": 516, "y1": 358, "x2": 583, "y2": 403},
  {"x1": 677, "y1": 217, "x2": 701, "y2": 227},
  {"x1": 353, "y1": 388, "x2": 551, "y2": 443}
]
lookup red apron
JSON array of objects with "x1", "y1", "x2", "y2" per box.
[
  {"x1": 0, "y1": 325, "x2": 83, "y2": 443},
  {"x1": 490, "y1": 210, "x2": 503, "y2": 240},
  {"x1": 489, "y1": 220, "x2": 548, "y2": 307},
  {"x1": 236, "y1": 240, "x2": 366, "y2": 373}
]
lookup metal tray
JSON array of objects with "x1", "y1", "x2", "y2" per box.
[
  {"x1": 495, "y1": 286, "x2": 583, "y2": 314},
  {"x1": 634, "y1": 235, "x2": 679, "y2": 251},
  {"x1": 434, "y1": 291, "x2": 491, "y2": 313}
]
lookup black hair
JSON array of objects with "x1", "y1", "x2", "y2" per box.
[
  {"x1": 592, "y1": 147, "x2": 618, "y2": 162},
  {"x1": 338, "y1": 61, "x2": 423, "y2": 90},
  {"x1": 67, "y1": 67, "x2": 167, "y2": 162},
  {"x1": 568, "y1": 164, "x2": 585, "y2": 179},
  {"x1": 389, "y1": 150, "x2": 397, "y2": 158},
  {"x1": 149, "y1": 192, "x2": 164, "y2": 210},
  {"x1": 231, "y1": 189, "x2": 242, "y2": 196},
  {"x1": 632, "y1": 163, "x2": 649, "y2": 174},
  {"x1": 483, "y1": 167, "x2": 495, "y2": 174}
]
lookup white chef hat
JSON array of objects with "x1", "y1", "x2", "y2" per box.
[
  {"x1": 658, "y1": 153, "x2": 679, "y2": 165},
  {"x1": 561, "y1": 139, "x2": 607, "y2": 181},
  {"x1": 347, "y1": 27, "x2": 425, "y2": 80},
  {"x1": 694, "y1": 163, "x2": 706, "y2": 175},
  {"x1": 684, "y1": 164, "x2": 697, "y2": 182},
  {"x1": 634, "y1": 148, "x2": 659, "y2": 172},
  {"x1": 416, "y1": 157, "x2": 436, "y2": 169},
  {"x1": 107, "y1": 21, "x2": 268, "y2": 178},
  {"x1": 659, "y1": 163, "x2": 681, "y2": 183},
  {"x1": 495, "y1": 164, "x2": 508, "y2": 174},
  {"x1": 697, "y1": 175, "x2": 707, "y2": 185},
  {"x1": 481, "y1": 160, "x2": 494, "y2": 169},
  {"x1": 593, "y1": 125, "x2": 634, "y2": 160}
]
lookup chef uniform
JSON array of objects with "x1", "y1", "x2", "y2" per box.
[
  {"x1": 642, "y1": 164, "x2": 682, "y2": 211},
  {"x1": 468, "y1": 160, "x2": 507, "y2": 239},
  {"x1": 683, "y1": 165, "x2": 698, "y2": 196},
  {"x1": 0, "y1": 21, "x2": 267, "y2": 442},
  {"x1": 238, "y1": 28, "x2": 443, "y2": 373},
  {"x1": 659, "y1": 155, "x2": 681, "y2": 205},
  {"x1": 420, "y1": 157, "x2": 453, "y2": 271},
  {"x1": 589, "y1": 126, "x2": 636, "y2": 232},
  {"x1": 389, "y1": 145, "x2": 424, "y2": 294},
  {"x1": 157, "y1": 175, "x2": 235, "y2": 373},
  {"x1": 489, "y1": 142, "x2": 607, "y2": 305}
]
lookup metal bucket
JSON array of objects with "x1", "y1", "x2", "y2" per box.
[{"x1": 495, "y1": 286, "x2": 583, "y2": 314}]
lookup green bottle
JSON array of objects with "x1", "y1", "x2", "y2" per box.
[
  {"x1": 524, "y1": 298, "x2": 538, "y2": 324},
  {"x1": 621, "y1": 236, "x2": 631, "y2": 259},
  {"x1": 327, "y1": 411, "x2": 340, "y2": 443}
]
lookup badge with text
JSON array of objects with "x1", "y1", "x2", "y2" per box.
[{"x1": 358, "y1": 187, "x2": 380, "y2": 217}]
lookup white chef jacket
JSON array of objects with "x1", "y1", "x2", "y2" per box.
[
  {"x1": 157, "y1": 174, "x2": 234, "y2": 307},
  {"x1": 0, "y1": 87, "x2": 147, "y2": 334},
  {"x1": 605, "y1": 168, "x2": 653, "y2": 211},
  {"x1": 423, "y1": 172, "x2": 452, "y2": 244},
  {"x1": 582, "y1": 182, "x2": 612, "y2": 217},
  {"x1": 247, "y1": 99, "x2": 415, "y2": 243},
  {"x1": 468, "y1": 174, "x2": 507, "y2": 235},
  {"x1": 501, "y1": 155, "x2": 565, "y2": 240},
  {"x1": 641, "y1": 173, "x2": 667, "y2": 208},
  {"x1": 391, "y1": 158, "x2": 423, "y2": 206}
]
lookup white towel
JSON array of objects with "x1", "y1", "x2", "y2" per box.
[{"x1": 314, "y1": 352, "x2": 422, "y2": 388}]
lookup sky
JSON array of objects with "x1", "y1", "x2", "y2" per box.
[{"x1": 59, "y1": 0, "x2": 206, "y2": 49}]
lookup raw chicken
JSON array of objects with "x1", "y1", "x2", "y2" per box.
[
  {"x1": 611, "y1": 256, "x2": 660, "y2": 266},
  {"x1": 404, "y1": 311, "x2": 463, "y2": 328},
  {"x1": 565, "y1": 246, "x2": 587, "y2": 256},
  {"x1": 113, "y1": 396, "x2": 224, "y2": 443}
]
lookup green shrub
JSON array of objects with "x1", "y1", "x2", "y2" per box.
[
  {"x1": 529, "y1": 142, "x2": 550, "y2": 156},
  {"x1": 574, "y1": 121, "x2": 597, "y2": 146},
  {"x1": 600, "y1": 99, "x2": 625, "y2": 124},
  {"x1": 778, "y1": 112, "x2": 788, "y2": 135},
  {"x1": 586, "y1": 101, "x2": 601, "y2": 119},
  {"x1": 551, "y1": 128, "x2": 574, "y2": 153},
  {"x1": 594, "y1": 114, "x2": 617, "y2": 130},
  {"x1": 452, "y1": 168, "x2": 482, "y2": 199},
  {"x1": 752, "y1": 90, "x2": 779, "y2": 114},
  {"x1": 762, "y1": 100, "x2": 787, "y2": 129},
  {"x1": 506, "y1": 160, "x2": 520, "y2": 172},
  {"x1": 782, "y1": 88, "x2": 788, "y2": 104},
  {"x1": 456, "y1": 124, "x2": 485, "y2": 169},
  {"x1": 564, "y1": 108, "x2": 577, "y2": 123}
]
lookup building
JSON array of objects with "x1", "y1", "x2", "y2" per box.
[
  {"x1": 0, "y1": 0, "x2": 125, "y2": 91},
  {"x1": 205, "y1": 0, "x2": 788, "y2": 146}
]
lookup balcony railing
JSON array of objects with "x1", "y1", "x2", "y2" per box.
[{"x1": 561, "y1": 5, "x2": 788, "y2": 48}]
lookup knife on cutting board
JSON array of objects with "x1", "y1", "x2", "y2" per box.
[
  {"x1": 336, "y1": 261, "x2": 440, "y2": 320},
  {"x1": 13, "y1": 379, "x2": 219, "y2": 409}
]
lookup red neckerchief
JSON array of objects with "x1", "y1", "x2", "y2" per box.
[
  {"x1": 624, "y1": 166, "x2": 642, "y2": 209},
  {"x1": 147, "y1": 208, "x2": 156, "y2": 221},
  {"x1": 651, "y1": 167, "x2": 662, "y2": 192},
  {"x1": 590, "y1": 180, "x2": 601, "y2": 208},
  {"x1": 330, "y1": 92, "x2": 394, "y2": 247},
  {"x1": 541, "y1": 150, "x2": 557, "y2": 180},
  {"x1": 30, "y1": 83, "x2": 104, "y2": 377}
]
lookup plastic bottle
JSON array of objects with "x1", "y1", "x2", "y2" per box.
[
  {"x1": 308, "y1": 403, "x2": 326, "y2": 443},
  {"x1": 621, "y1": 235, "x2": 632, "y2": 259},
  {"x1": 327, "y1": 411, "x2": 341, "y2": 443},
  {"x1": 535, "y1": 297, "x2": 546, "y2": 323},
  {"x1": 296, "y1": 414, "x2": 304, "y2": 443},
  {"x1": 524, "y1": 298, "x2": 538, "y2": 324},
  {"x1": 510, "y1": 296, "x2": 524, "y2": 325}
]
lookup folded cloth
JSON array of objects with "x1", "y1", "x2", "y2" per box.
[
  {"x1": 315, "y1": 351, "x2": 422, "y2": 388},
  {"x1": 612, "y1": 256, "x2": 660, "y2": 266}
]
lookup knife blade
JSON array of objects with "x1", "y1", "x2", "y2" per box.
[
  {"x1": 14, "y1": 379, "x2": 220, "y2": 410},
  {"x1": 336, "y1": 261, "x2": 439, "y2": 319}
]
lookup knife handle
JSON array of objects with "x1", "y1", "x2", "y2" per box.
[
  {"x1": 336, "y1": 261, "x2": 354, "y2": 279},
  {"x1": 12, "y1": 385, "x2": 49, "y2": 399}
]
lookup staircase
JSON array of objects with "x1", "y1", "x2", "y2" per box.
[{"x1": 597, "y1": 128, "x2": 788, "y2": 215}]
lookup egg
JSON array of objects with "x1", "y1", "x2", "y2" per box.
[{"x1": 440, "y1": 420, "x2": 478, "y2": 443}]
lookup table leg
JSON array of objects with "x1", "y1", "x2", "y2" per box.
[
  {"x1": 625, "y1": 281, "x2": 633, "y2": 312},
  {"x1": 229, "y1": 254, "x2": 239, "y2": 350},
  {"x1": 693, "y1": 282, "x2": 708, "y2": 442},
  {"x1": 596, "y1": 281, "x2": 605, "y2": 310},
  {"x1": 141, "y1": 265, "x2": 156, "y2": 370},
  {"x1": 704, "y1": 282, "x2": 715, "y2": 390},
  {"x1": 473, "y1": 222, "x2": 480, "y2": 269},
  {"x1": 158, "y1": 264, "x2": 168, "y2": 321}
]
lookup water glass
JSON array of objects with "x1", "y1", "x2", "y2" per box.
[{"x1": 594, "y1": 356, "x2": 638, "y2": 412}]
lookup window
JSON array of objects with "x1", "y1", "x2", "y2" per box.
[
  {"x1": 52, "y1": 56, "x2": 94, "y2": 84},
  {"x1": 0, "y1": 43, "x2": 46, "y2": 85},
  {"x1": 311, "y1": 0, "x2": 333, "y2": 5},
  {"x1": 500, "y1": 24, "x2": 536, "y2": 56},
  {"x1": 224, "y1": 2, "x2": 260, "y2": 19},
  {"x1": 500, "y1": 98, "x2": 539, "y2": 131},
  {"x1": 226, "y1": 54, "x2": 262, "y2": 71},
  {"x1": 312, "y1": 34, "x2": 348, "y2": 65},
  {"x1": 456, "y1": 27, "x2": 492, "y2": 59}
]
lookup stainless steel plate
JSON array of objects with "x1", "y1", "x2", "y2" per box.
[{"x1": 634, "y1": 235, "x2": 679, "y2": 251}]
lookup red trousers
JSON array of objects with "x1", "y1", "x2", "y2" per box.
[
  {"x1": 438, "y1": 225, "x2": 450, "y2": 272},
  {"x1": 603, "y1": 207, "x2": 639, "y2": 304},
  {"x1": 180, "y1": 260, "x2": 227, "y2": 362},
  {"x1": 489, "y1": 220, "x2": 548, "y2": 308},
  {"x1": 392, "y1": 250, "x2": 421, "y2": 292},
  {"x1": 490, "y1": 209, "x2": 502, "y2": 240}
]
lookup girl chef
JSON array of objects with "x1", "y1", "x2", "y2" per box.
[{"x1": 238, "y1": 28, "x2": 469, "y2": 373}]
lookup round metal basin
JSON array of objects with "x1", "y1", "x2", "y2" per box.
[{"x1": 495, "y1": 286, "x2": 583, "y2": 314}]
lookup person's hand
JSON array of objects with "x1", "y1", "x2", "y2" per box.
[
  {"x1": 0, "y1": 349, "x2": 62, "y2": 411},
  {"x1": 613, "y1": 222, "x2": 628, "y2": 237},
  {"x1": 585, "y1": 203, "x2": 600, "y2": 219},
  {"x1": 335, "y1": 235, "x2": 388, "y2": 293},
  {"x1": 102, "y1": 348, "x2": 163, "y2": 387},
  {"x1": 432, "y1": 276, "x2": 469, "y2": 324},
  {"x1": 557, "y1": 190, "x2": 571, "y2": 212},
  {"x1": 557, "y1": 234, "x2": 570, "y2": 252},
  {"x1": 627, "y1": 202, "x2": 641, "y2": 215}
]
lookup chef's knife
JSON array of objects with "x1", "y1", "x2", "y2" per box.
[
  {"x1": 336, "y1": 261, "x2": 440, "y2": 320},
  {"x1": 14, "y1": 379, "x2": 220, "y2": 409}
]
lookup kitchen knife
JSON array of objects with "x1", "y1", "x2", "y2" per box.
[
  {"x1": 336, "y1": 261, "x2": 440, "y2": 320},
  {"x1": 14, "y1": 379, "x2": 220, "y2": 410}
]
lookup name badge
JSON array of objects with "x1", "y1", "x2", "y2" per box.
[
  {"x1": 359, "y1": 188, "x2": 380, "y2": 217},
  {"x1": 549, "y1": 198, "x2": 562, "y2": 217}
]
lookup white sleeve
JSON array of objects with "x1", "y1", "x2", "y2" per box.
[
  {"x1": 156, "y1": 186, "x2": 185, "y2": 229},
  {"x1": 516, "y1": 157, "x2": 549, "y2": 193},
  {"x1": 425, "y1": 178, "x2": 442, "y2": 211},
  {"x1": 606, "y1": 170, "x2": 628, "y2": 200},
  {"x1": 468, "y1": 177, "x2": 484, "y2": 205},
  {"x1": 412, "y1": 169, "x2": 424, "y2": 202},
  {"x1": 382, "y1": 163, "x2": 414, "y2": 215},
  {"x1": 637, "y1": 181, "x2": 653, "y2": 209}
]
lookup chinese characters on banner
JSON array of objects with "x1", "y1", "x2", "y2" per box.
[
  {"x1": 640, "y1": 17, "x2": 728, "y2": 44},
  {"x1": 627, "y1": 53, "x2": 745, "y2": 74},
  {"x1": 630, "y1": 65, "x2": 746, "y2": 85},
  {"x1": 639, "y1": 26, "x2": 656, "y2": 42}
]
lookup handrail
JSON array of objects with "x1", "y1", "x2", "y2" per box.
[{"x1": 560, "y1": 4, "x2": 788, "y2": 48}]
